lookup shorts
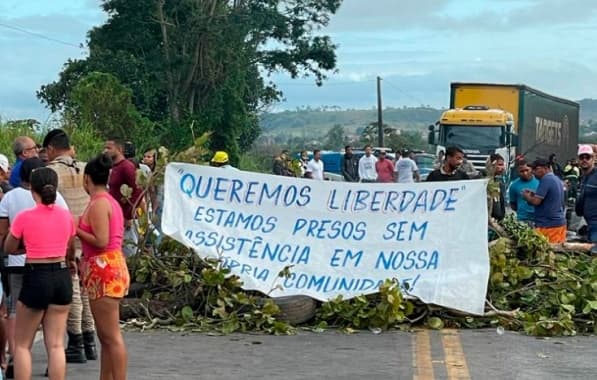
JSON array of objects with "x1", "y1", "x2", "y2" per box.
[
  {"x1": 81, "y1": 250, "x2": 130, "y2": 301},
  {"x1": 8, "y1": 273, "x2": 23, "y2": 316},
  {"x1": 19, "y1": 263, "x2": 73, "y2": 310},
  {"x1": 535, "y1": 225, "x2": 567, "y2": 244}
]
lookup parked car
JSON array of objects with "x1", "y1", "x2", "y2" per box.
[{"x1": 413, "y1": 152, "x2": 435, "y2": 181}]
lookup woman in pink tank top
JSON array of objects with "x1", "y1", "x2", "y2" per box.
[{"x1": 76, "y1": 154, "x2": 128, "y2": 380}]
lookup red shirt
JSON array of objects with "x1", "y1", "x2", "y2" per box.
[
  {"x1": 108, "y1": 159, "x2": 142, "y2": 221},
  {"x1": 375, "y1": 159, "x2": 395, "y2": 183}
]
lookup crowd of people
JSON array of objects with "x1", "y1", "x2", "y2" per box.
[
  {"x1": 272, "y1": 145, "x2": 424, "y2": 183},
  {"x1": 269, "y1": 144, "x2": 597, "y2": 252},
  {"x1": 0, "y1": 130, "x2": 157, "y2": 380}
]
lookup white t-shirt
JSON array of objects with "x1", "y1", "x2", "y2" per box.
[
  {"x1": 307, "y1": 159, "x2": 324, "y2": 180},
  {"x1": 395, "y1": 158, "x2": 419, "y2": 183},
  {"x1": 0, "y1": 187, "x2": 68, "y2": 267},
  {"x1": 358, "y1": 155, "x2": 378, "y2": 181}
]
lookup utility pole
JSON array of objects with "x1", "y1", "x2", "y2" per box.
[{"x1": 377, "y1": 76, "x2": 384, "y2": 147}]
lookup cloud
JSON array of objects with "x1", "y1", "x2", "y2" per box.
[
  {"x1": 0, "y1": 3, "x2": 106, "y2": 121},
  {"x1": 327, "y1": 0, "x2": 597, "y2": 33},
  {"x1": 328, "y1": 0, "x2": 452, "y2": 31}
]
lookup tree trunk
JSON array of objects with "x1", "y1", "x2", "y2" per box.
[{"x1": 157, "y1": 0, "x2": 180, "y2": 124}]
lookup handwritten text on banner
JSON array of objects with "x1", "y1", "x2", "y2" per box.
[{"x1": 162, "y1": 163, "x2": 490, "y2": 315}]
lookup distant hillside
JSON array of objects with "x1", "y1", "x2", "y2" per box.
[
  {"x1": 578, "y1": 99, "x2": 597, "y2": 122},
  {"x1": 259, "y1": 100, "x2": 597, "y2": 138},
  {"x1": 259, "y1": 106, "x2": 443, "y2": 137}
]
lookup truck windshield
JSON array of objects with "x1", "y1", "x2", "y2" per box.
[{"x1": 443, "y1": 125, "x2": 502, "y2": 150}]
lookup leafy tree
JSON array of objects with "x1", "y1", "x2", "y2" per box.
[
  {"x1": 67, "y1": 72, "x2": 155, "y2": 148},
  {"x1": 360, "y1": 122, "x2": 397, "y2": 145},
  {"x1": 360, "y1": 122, "x2": 426, "y2": 151},
  {"x1": 38, "y1": 0, "x2": 342, "y2": 161},
  {"x1": 323, "y1": 124, "x2": 345, "y2": 150},
  {"x1": 386, "y1": 131, "x2": 427, "y2": 152}
]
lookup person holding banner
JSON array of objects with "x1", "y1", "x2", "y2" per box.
[{"x1": 426, "y1": 146, "x2": 469, "y2": 182}]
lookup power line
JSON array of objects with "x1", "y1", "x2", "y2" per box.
[
  {"x1": 275, "y1": 79, "x2": 376, "y2": 87},
  {"x1": 0, "y1": 22, "x2": 84, "y2": 49},
  {"x1": 382, "y1": 78, "x2": 427, "y2": 106}
]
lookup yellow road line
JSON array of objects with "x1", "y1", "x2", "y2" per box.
[
  {"x1": 413, "y1": 329, "x2": 435, "y2": 380},
  {"x1": 441, "y1": 329, "x2": 470, "y2": 380}
]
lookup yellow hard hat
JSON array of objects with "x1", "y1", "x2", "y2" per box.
[{"x1": 211, "y1": 151, "x2": 229, "y2": 164}]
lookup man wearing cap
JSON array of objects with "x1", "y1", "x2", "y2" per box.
[
  {"x1": 211, "y1": 151, "x2": 238, "y2": 170},
  {"x1": 522, "y1": 158, "x2": 566, "y2": 243},
  {"x1": 0, "y1": 154, "x2": 12, "y2": 197},
  {"x1": 575, "y1": 145, "x2": 597, "y2": 254}
]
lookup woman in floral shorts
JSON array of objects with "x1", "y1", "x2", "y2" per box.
[{"x1": 77, "y1": 154, "x2": 128, "y2": 380}]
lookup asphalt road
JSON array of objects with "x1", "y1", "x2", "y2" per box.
[{"x1": 28, "y1": 328, "x2": 595, "y2": 380}]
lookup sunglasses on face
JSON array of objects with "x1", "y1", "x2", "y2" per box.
[{"x1": 579, "y1": 155, "x2": 593, "y2": 161}]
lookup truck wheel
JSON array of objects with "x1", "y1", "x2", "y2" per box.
[{"x1": 271, "y1": 295, "x2": 317, "y2": 325}]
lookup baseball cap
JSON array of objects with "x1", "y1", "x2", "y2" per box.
[
  {"x1": 530, "y1": 158, "x2": 549, "y2": 168},
  {"x1": 0, "y1": 154, "x2": 9, "y2": 173},
  {"x1": 211, "y1": 151, "x2": 229, "y2": 164},
  {"x1": 577, "y1": 144, "x2": 593, "y2": 157}
]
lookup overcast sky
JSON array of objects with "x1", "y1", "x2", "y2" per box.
[{"x1": 1, "y1": 0, "x2": 597, "y2": 120}]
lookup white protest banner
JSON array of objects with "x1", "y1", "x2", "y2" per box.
[{"x1": 162, "y1": 163, "x2": 490, "y2": 315}]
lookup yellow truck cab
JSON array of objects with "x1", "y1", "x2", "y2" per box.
[
  {"x1": 429, "y1": 83, "x2": 579, "y2": 176},
  {"x1": 436, "y1": 106, "x2": 514, "y2": 170}
]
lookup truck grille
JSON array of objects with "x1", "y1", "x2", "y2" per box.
[{"x1": 466, "y1": 154, "x2": 489, "y2": 171}]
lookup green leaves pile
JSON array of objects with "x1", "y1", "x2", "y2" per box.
[
  {"x1": 129, "y1": 241, "x2": 293, "y2": 335},
  {"x1": 126, "y1": 215, "x2": 595, "y2": 336},
  {"x1": 315, "y1": 280, "x2": 415, "y2": 332},
  {"x1": 486, "y1": 216, "x2": 597, "y2": 336}
]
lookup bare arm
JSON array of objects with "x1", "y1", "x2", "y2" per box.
[
  {"x1": 522, "y1": 190, "x2": 542, "y2": 206},
  {"x1": 0, "y1": 218, "x2": 9, "y2": 247},
  {"x1": 4, "y1": 233, "x2": 20, "y2": 255},
  {"x1": 77, "y1": 198, "x2": 111, "y2": 249},
  {"x1": 66, "y1": 237, "x2": 76, "y2": 261}
]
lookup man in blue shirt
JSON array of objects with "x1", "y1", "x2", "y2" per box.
[
  {"x1": 575, "y1": 144, "x2": 597, "y2": 254},
  {"x1": 9, "y1": 136, "x2": 39, "y2": 187},
  {"x1": 508, "y1": 160, "x2": 539, "y2": 225},
  {"x1": 522, "y1": 158, "x2": 566, "y2": 243}
]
